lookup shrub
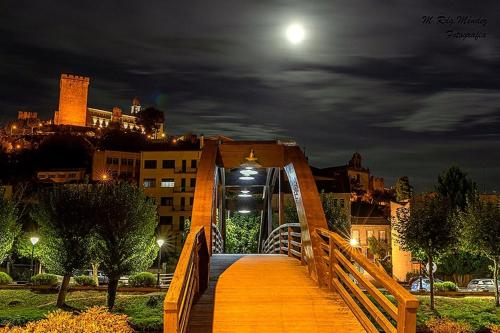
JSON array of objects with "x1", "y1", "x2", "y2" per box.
[
  {"x1": 0, "y1": 306, "x2": 133, "y2": 332},
  {"x1": 128, "y1": 272, "x2": 156, "y2": 287},
  {"x1": 74, "y1": 275, "x2": 96, "y2": 286},
  {"x1": 434, "y1": 281, "x2": 458, "y2": 292},
  {"x1": 425, "y1": 318, "x2": 471, "y2": 333},
  {"x1": 0, "y1": 272, "x2": 13, "y2": 285},
  {"x1": 30, "y1": 273, "x2": 58, "y2": 286}
]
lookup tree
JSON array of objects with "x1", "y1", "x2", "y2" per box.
[
  {"x1": 137, "y1": 107, "x2": 164, "y2": 135},
  {"x1": 436, "y1": 249, "x2": 490, "y2": 286},
  {"x1": 31, "y1": 186, "x2": 96, "y2": 307},
  {"x1": 91, "y1": 182, "x2": 158, "y2": 309},
  {"x1": 395, "y1": 194, "x2": 457, "y2": 310},
  {"x1": 459, "y1": 200, "x2": 500, "y2": 306},
  {"x1": 436, "y1": 166, "x2": 476, "y2": 211},
  {"x1": 0, "y1": 195, "x2": 21, "y2": 264},
  {"x1": 226, "y1": 213, "x2": 260, "y2": 254},
  {"x1": 368, "y1": 236, "x2": 392, "y2": 274},
  {"x1": 319, "y1": 192, "x2": 350, "y2": 236},
  {"x1": 284, "y1": 198, "x2": 299, "y2": 224},
  {"x1": 395, "y1": 176, "x2": 413, "y2": 202}
]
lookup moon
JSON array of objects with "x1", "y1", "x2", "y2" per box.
[{"x1": 286, "y1": 23, "x2": 305, "y2": 44}]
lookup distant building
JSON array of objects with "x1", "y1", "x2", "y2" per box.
[
  {"x1": 37, "y1": 169, "x2": 86, "y2": 183},
  {"x1": 53, "y1": 74, "x2": 159, "y2": 132},
  {"x1": 92, "y1": 150, "x2": 141, "y2": 182}
]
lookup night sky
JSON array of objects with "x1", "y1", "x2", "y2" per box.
[{"x1": 1, "y1": 1, "x2": 499, "y2": 191}]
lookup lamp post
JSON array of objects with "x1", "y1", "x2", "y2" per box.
[
  {"x1": 156, "y1": 239, "x2": 165, "y2": 287},
  {"x1": 30, "y1": 236, "x2": 39, "y2": 278}
]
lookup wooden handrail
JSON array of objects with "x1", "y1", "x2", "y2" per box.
[
  {"x1": 316, "y1": 228, "x2": 419, "y2": 333},
  {"x1": 211, "y1": 223, "x2": 223, "y2": 254},
  {"x1": 262, "y1": 223, "x2": 303, "y2": 262},
  {"x1": 164, "y1": 226, "x2": 209, "y2": 333}
]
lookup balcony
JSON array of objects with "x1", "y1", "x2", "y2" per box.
[
  {"x1": 173, "y1": 186, "x2": 195, "y2": 193},
  {"x1": 174, "y1": 168, "x2": 197, "y2": 174}
]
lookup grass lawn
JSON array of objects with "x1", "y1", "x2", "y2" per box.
[
  {"x1": 0, "y1": 289, "x2": 165, "y2": 332},
  {"x1": 416, "y1": 295, "x2": 500, "y2": 331}
]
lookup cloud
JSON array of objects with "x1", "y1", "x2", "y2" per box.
[{"x1": 383, "y1": 90, "x2": 500, "y2": 132}]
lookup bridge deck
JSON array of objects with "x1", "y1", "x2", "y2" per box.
[{"x1": 187, "y1": 254, "x2": 366, "y2": 333}]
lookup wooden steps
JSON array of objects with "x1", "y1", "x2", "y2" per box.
[{"x1": 187, "y1": 254, "x2": 366, "y2": 333}]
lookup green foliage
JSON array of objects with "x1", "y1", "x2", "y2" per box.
[
  {"x1": 319, "y1": 192, "x2": 350, "y2": 235},
  {"x1": 90, "y1": 182, "x2": 158, "y2": 309},
  {"x1": 0, "y1": 196, "x2": 21, "y2": 264},
  {"x1": 433, "y1": 281, "x2": 458, "y2": 292},
  {"x1": 30, "y1": 273, "x2": 58, "y2": 286},
  {"x1": 74, "y1": 275, "x2": 96, "y2": 286},
  {"x1": 137, "y1": 107, "x2": 165, "y2": 135},
  {"x1": 395, "y1": 176, "x2": 413, "y2": 202},
  {"x1": 396, "y1": 195, "x2": 457, "y2": 259},
  {"x1": 226, "y1": 213, "x2": 260, "y2": 254},
  {"x1": 436, "y1": 166, "x2": 476, "y2": 211},
  {"x1": 436, "y1": 250, "x2": 490, "y2": 279},
  {"x1": 31, "y1": 186, "x2": 96, "y2": 276},
  {"x1": 0, "y1": 272, "x2": 13, "y2": 285},
  {"x1": 128, "y1": 272, "x2": 156, "y2": 287},
  {"x1": 459, "y1": 199, "x2": 500, "y2": 306},
  {"x1": 367, "y1": 236, "x2": 392, "y2": 274},
  {"x1": 284, "y1": 198, "x2": 299, "y2": 224},
  {"x1": 396, "y1": 194, "x2": 458, "y2": 309}
]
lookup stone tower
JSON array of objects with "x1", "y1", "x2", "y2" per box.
[
  {"x1": 390, "y1": 201, "x2": 414, "y2": 282},
  {"x1": 54, "y1": 74, "x2": 90, "y2": 126}
]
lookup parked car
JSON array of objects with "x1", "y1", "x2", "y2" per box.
[
  {"x1": 82, "y1": 270, "x2": 109, "y2": 285},
  {"x1": 410, "y1": 276, "x2": 443, "y2": 292},
  {"x1": 467, "y1": 279, "x2": 499, "y2": 292}
]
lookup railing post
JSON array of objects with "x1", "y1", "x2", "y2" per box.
[
  {"x1": 328, "y1": 237, "x2": 337, "y2": 291},
  {"x1": 397, "y1": 301, "x2": 418, "y2": 333},
  {"x1": 287, "y1": 226, "x2": 292, "y2": 257},
  {"x1": 279, "y1": 228, "x2": 283, "y2": 254}
]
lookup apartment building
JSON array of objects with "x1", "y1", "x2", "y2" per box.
[
  {"x1": 92, "y1": 150, "x2": 141, "y2": 182},
  {"x1": 140, "y1": 149, "x2": 201, "y2": 241}
]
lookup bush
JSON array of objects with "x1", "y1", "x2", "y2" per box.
[
  {"x1": 0, "y1": 272, "x2": 13, "y2": 285},
  {"x1": 74, "y1": 275, "x2": 96, "y2": 286},
  {"x1": 30, "y1": 273, "x2": 58, "y2": 286},
  {"x1": 434, "y1": 281, "x2": 458, "y2": 292},
  {"x1": 0, "y1": 306, "x2": 133, "y2": 332},
  {"x1": 425, "y1": 318, "x2": 471, "y2": 333},
  {"x1": 128, "y1": 272, "x2": 156, "y2": 287}
]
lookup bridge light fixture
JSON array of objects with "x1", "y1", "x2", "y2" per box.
[
  {"x1": 240, "y1": 169, "x2": 258, "y2": 176},
  {"x1": 240, "y1": 190, "x2": 250, "y2": 194},
  {"x1": 238, "y1": 193, "x2": 252, "y2": 198},
  {"x1": 238, "y1": 209, "x2": 251, "y2": 214},
  {"x1": 239, "y1": 176, "x2": 255, "y2": 181}
]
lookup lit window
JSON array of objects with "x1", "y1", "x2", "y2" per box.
[
  {"x1": 367, "y1": 230, "x2": 374, "y2": 239},
  {"x1": 161, "y1": 178, "x2": 175, "y2": 187},
  {"x1": 352, "y1": 230, "x2": 360, "y2": 242},
  {"x1": 379, "y1": 230, "x2": 387, "y2": 241},
  {"x1": 143, "y1": 179, "x2": 156, "y2": 188}
]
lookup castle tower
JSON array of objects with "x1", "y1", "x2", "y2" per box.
[
  {"x1": 131, "y1": 97, "x2": 141, "y2": 114},
  {"x1": 390, "y1": 201, "x2": 414, "y2": 282},
  {"x1": 54, "y1": 74, "x2": 89, "y2": 126}
]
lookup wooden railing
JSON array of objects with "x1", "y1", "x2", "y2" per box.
[
  {"x1": 316, "y1": 228, "x2": 419, "y2": 333},
  {"x1": 211, "y1": 223, "x2": 223, "y2": 254},
  {"x1": 164, "y1": 226, "x2": 209, "y2": 333},
  {"x1": 262, "y1": 223, "x2": 303, "y2": 262}
]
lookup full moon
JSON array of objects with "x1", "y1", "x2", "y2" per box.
[{"x1": 286, "y1": 23, "x2": 305, "y2": 44}]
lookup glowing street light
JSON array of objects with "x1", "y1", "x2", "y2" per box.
[
  {"x1": 156, "y1": 239, "x2": 165, "y2": 286},
  {"x1": 30, "y1": 236, "x2": 39, "y2": 278},
  {"x1": 349, "y1": 238, "x2": 359, "y2": 247}
]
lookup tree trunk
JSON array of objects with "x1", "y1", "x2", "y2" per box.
[
  {"x1": 428, "y1": 254, "x2": 435, "y2": 311},
  {"x1": 107, "y1": 277, "x2": 119, "y2": 310},
  {"x1": 92, "y1": 263, "x2": 99, "y2": 287},
  {"x1": 494, "y1": 258, "x2": 499, "y2": 307},
  {"x1": 56, "y1": 274, "x2": 71, "y2": 308}
]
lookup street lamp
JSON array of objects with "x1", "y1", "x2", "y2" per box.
[
  {"x1": 156, "y1": 239, "x2": 165, "y2": 287},
  {"x1": 30, "y1": 236, "x2": 39, "y2": 278}
]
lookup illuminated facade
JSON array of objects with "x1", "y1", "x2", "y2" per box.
[
  {"x1": 53, "y1": 74, "x2": 150, "y2": 132},
  {"x1": 140, "y1": 149, "x2": 201, "y2": 242},
  {"x1": 92, "y1": 150, "x2": 141, "y2": 182}
]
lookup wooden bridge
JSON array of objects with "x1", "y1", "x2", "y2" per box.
[{"x1": 164, "y1": 140, "x2": 418, "y2": 333}]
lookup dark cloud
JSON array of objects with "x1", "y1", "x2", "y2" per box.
[{"x1": 1, "y1": 0, "x2": 500, "y2": 192}]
